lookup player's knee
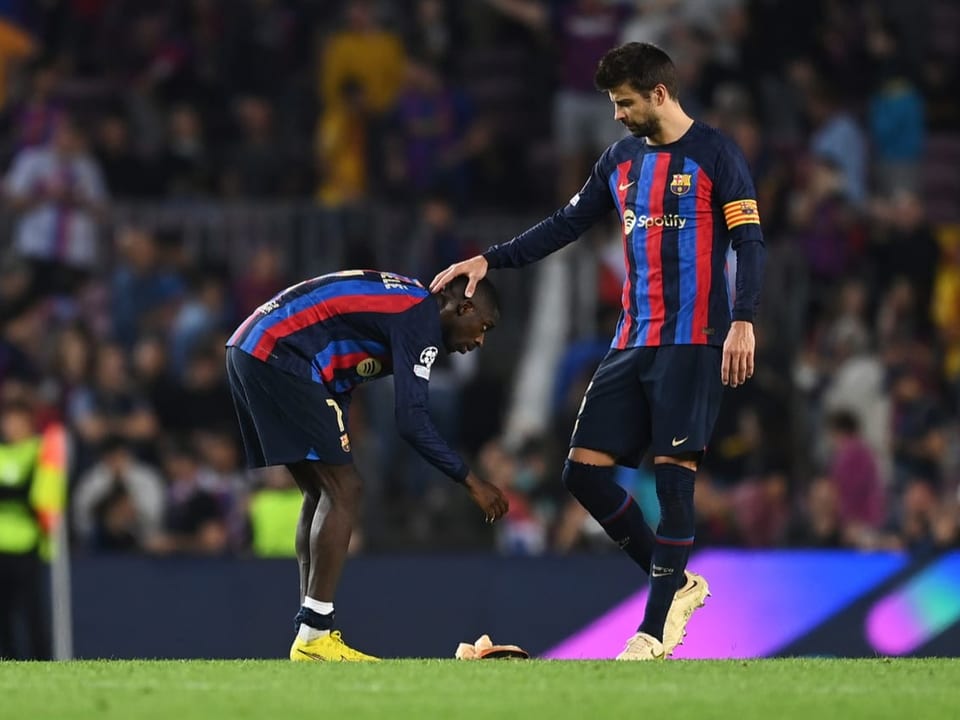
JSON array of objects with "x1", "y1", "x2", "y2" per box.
[
  {"x1": 568, "y1": 447, "x2": 616, "y2": 466},
  {"x1": 561, "y1": 459, "x2": 583, "y2": 495},
  {"x1": 653, "y1": 452, "x2": 701, "y2": 470}
]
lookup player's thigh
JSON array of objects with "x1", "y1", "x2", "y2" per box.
[
  {"x1": 227, "y1": 348, "x2": 353, "y2": 468},
  {"x1": 645, "y1": 345, "x2": 723, "y2": 457},
  {"x1": 288, "y1": 460, "x2": 362, "y2": 506},
  {"x1": 570, "y1": 348, "x2": 651, "y2": 467}
]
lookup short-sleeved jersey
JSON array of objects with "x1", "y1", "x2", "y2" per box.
[
  {"x1": 483, "y1": 121, "x2": 764, "y2": 348},
  {"x1": 227, "y1": 270, "x2": 468, "y2": 482}
]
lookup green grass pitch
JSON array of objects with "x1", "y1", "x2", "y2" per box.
[{"x1": 3, "y1": 658, "x2": 959, "y2": 720}]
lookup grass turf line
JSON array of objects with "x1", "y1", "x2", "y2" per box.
[{"x1": 2, "y1": 658, "x2": 959, "y2": 720}]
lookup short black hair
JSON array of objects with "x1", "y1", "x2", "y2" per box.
[
  {"x1": 445, "y1": 276, "x2": 499, "y2": 319},
  {"x1": 594, "y1": 42, "x2": 679, "y2": 98}
]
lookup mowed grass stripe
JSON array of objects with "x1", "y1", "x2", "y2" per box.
[{"x1": 2, "y1": 658, "x2": 958, "y2": 720}]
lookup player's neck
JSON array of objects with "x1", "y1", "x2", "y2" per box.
[{"x1": 646, "y1": 111, "x2": 694, "y2": 147}]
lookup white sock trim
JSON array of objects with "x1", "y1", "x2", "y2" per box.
[
  {"x1": 297, "y1": 624, "x2": 330, "y2": 642},
  {"x1": 303, "y1": 597, "x2": 334, "y2": 615}
]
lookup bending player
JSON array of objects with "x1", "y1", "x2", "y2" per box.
[{"x1": 226, "y1": 270, "x2": 507, "y2": 661}]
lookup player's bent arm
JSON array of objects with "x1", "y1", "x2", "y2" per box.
[{"x1": 394, "y1": 403, "x2": 470, "y2": 483}]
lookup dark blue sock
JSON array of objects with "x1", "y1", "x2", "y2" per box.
[
  {"x1": 562, "y1": 460, "x2": 656, "y2": 572},
  {"x1": 638, "y1": 463, "x2": 696, "y2": 640},
  {"x1": 294, "y1": 606, "x2": 334, "y2": 631}
]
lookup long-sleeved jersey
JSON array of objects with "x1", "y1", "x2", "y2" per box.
[
  {"x1": 227, "y1": 270, "x2": 468, "y2": 482},
  {"x1": 484, "y1": 121, "x2": 764, "y2": 348}
]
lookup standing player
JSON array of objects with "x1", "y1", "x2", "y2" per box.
[
  {"x1": 431, "y1": 43, "x2": 765, "y2": 660},
  {"x1": 226, "y1": 269, "x2": 507, "y2": 661}
]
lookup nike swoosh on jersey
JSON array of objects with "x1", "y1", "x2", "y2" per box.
[{"x1": 618, "y1": 181, "x2": 636, "y2": 191}]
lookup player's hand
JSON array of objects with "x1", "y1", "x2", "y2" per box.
[
  {"x1": 429, "y1": 255, "x2": 489, "y2": 298},
  {"x1": 464, "y1": 472, "x2": 509, "y2": 523},
  {"x1": 721, "y1": 320, "x2": 755, "y2": 387}
]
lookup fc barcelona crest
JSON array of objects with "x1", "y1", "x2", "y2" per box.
[
  {"x1": 670, "y1": 173, "x2": 692, "y2": 196},
  {"x1": 340, "y1": 433, "x2": 351, "y2": 452}
]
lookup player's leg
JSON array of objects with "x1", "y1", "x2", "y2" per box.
[
  {"x1": 291, "y1": 462, "x2": 362, "y2": 603},
  {"x1": 288, "y1": 470, "x2": 319, "y2": 604},
  {"x1": 224, "y1": 348, "x2": 375, "y2": 661},
  {"x1": 638, "y1": 346, "x2": 722, "y2": 655},
  {"x1": 563, "y1": 349, "x2": 657, "y2": 573},
  {"x1": 636, "y1": 453, "x2": 698, "y2": 646},
  {"x1": 286, "y1": 461, "x2": 376, "y2": 661}
]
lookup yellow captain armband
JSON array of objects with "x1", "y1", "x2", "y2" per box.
[{"x1": 723, "y1": 199, "x2": 761, "y2": 229}]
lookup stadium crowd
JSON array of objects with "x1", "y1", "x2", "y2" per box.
[{"x1": 0, "y1": 0, "x2": 959, "y2": 558}]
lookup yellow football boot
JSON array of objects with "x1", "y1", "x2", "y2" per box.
[{"x1": 289, "y1": 630, "x2": 380, "y2": 662}]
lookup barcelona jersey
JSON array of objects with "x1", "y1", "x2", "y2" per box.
[
  {"x1": 483, "y1": 121, "x2": 764, "y2": 348},
  {"x1": 227, "y1": 270, "x2": 468, "y2": 481}
]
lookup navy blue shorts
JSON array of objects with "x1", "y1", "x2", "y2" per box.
[
  {"x1": 569, "y1": 345, "x2": 723, "y2": 465},
  {"x1": 226, "y1": 347, "x2": 352, "y2": 468}
]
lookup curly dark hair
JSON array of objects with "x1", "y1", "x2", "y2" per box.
[{"x1": 594, "y1": 42, "x2": 679, "y2": 98}]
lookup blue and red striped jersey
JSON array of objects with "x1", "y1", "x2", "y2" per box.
[
  {"x1": 483, "y1": 120, "x2": 764, "y2": 348},
  {"x1": 227, "y1": 270, "x2": 469, "y2": 482}
]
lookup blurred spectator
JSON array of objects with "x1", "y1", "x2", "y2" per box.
[
  {"x1": 109, "y1": 225, "x2": 185, "y2": 349},
  {"x1": 315, "y1": 76, "x2": 369, "y2": 208},
  {"x1": 161, "y1": 103, "x2": 213, "y2": 197},
  {"x1": 67, "y1": 341, "x2": 159, "y2": 465},
  {"x1": 195, "y1": 426, "x2": 249, "y2": 551},
  {"x1": 620, "y1": 0, "x2": 680, "y2": 49},
  {"x1": 93, "y1": 112, "x2": 155, "y2": 198},
  {"x1": 932, "y1": 226, "x2": 960, "y2": 398},
  {"x1": 385, "y1": 58, "x2": 488, "y2": 203},
  {"x1": 3, "y1": 114, "x2": 108, "y2": 295},
  {"x1": 786, "y1": 477, "x2": 844, "y2": 548},
  {"x1": 404, "y1": 0, "x2": 460, "y2": 73},
  {"x1": 8, "y1": 57, "x2": 63, "y2": 152},
  {"x1": 0, "y1": 292, "x2": 44, "y2": 387},
  {"x1": 147, "y1": 440, "x2": 228, "y2": 556},
  {"x1": 480, "y1": 437, "x2": 555, "y2": 555},
  {"x1": 487, "y1": 0, "x2": 628, "y2": 199},
  {"x1": 889, "y1": 365, "x2": 945, "y2": 492},
  {"x1": 806, "y1": 82, "x2": 868, "y2": 205},
  {"x1": 220, "y1": 96, "x2": 289, "y2": 197},
  {"x1": 169, "y1": 268, "x2": 230, "y2": 377},
  {"x1": 789, "y1": 155, "x2": 862, "y2": 293},
  {"x1": 0, "y1": 6, "x2": 38, "y2": 115},
  {"x1": 319, "y1": 0, "x2": 406, "y2": 116},
  {"x1": 921, "y1": 52, "x2": 960, "y2": 132},
  {"x1": 405, "y1": 191, "x2": 479, "y2": 280},
  {"x1": 49, "y1": 321, "x2": 95, "y2": 419},
  {"x1": 247, "y1": 467, "x2": 300, "y2": 557},
  {"x1": 865, "y1": 18, "x2": 924, "y2": 195},
  {"x1": 0, "y1": 400, "x2": 65, "y2": 660},
  {"x1": 824, "y1": 410, "x2": 886, "y2": 535},
  {"x1": 72, "y1": 436, "x2": 165, "y2": 552},
  {"x1": 130, "y1": 333, "x2": 180, "y2": 429},
  {"x1": 158, "y1": 342, "x2": 235, "y2": 437},
  {"x1": 730, "y1": 472, "x2": 790, "y2": 547},
  {"x1": 231, "y1": 244, "x2": 288, "y2": 320}
]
